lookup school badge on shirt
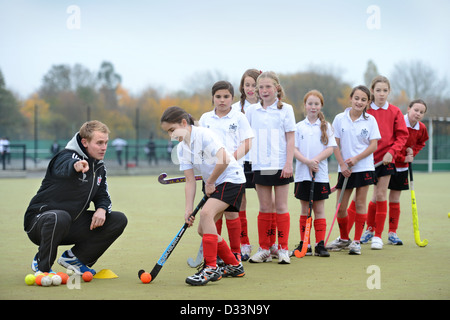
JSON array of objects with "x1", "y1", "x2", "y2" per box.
[
  {"x1": 97, "y1": 175, "x2": 102, "y2": 186},
  {"x1": 229, "y1": 123, "x2": 237, "y2": 134}
]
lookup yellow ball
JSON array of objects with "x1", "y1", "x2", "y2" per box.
[
  {"x1": 448, "y1": 212, "x2": 450, "y2": 218},
  {"x1": 25, "y1": 274, "x2": 36, "y2": 286}
]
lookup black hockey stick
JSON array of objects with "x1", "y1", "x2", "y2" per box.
[{"x1": 138, "y1": 195, "x2": 208, "y2": 283}]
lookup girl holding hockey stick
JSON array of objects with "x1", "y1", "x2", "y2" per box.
[
  {"x1": 199, "y1": 80, "x2": 254, "y2": 261},
  {"x1": 360, "y1": 76, "x2": 409, "y2": 249},
  {"x1": 160, "y1": 106, "x2": 246, "y2": 286},
  {"x1": 386, "y1": 99, "x2": 429, "y2": 244},
  {"x1": 292, "y1": 90, "x2": 336, "y2": 257},
  {"x1": 245, "y1": 71, "x2": 296, "y2": 264},
  {"x1": 328, "y1": 85, "x2": 381, "y2": 255}
]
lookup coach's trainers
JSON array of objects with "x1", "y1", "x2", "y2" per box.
[
  {"x1": 57, "y1": 250, "x2": 96, "y2": 275},
  {"x1": 31, "y1": 253, "x2": 54, "y2": 274},
  {"x1": 326, "y1": 237, "x2": 351, "y2": 251},
  {"x1": 371, "y1": 236, "x2": 383, "y2": 250},
  {"x1": 185, "y1": 266, "x2": 222, "y2": 286},
  {"x1": 360, "y1": 228, "x2": 374, "y2": 244},
  {"x1": 348, "y1": 241, "x2": 362, "y2": 255},
  {"x1": 388, "y1": 232, "x2": 403, "y2": 245},
  {"x1": 221, "y1": 263, "x2": 245, "y2": 278},
  {"x1": 249, "y1": 247, "x2": 272, "y2": 263},
  {"x1": 278, "y1": 249, "x2": 291, "y2": 264}
]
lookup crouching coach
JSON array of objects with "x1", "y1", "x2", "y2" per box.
[{"x1": 24, "y1": 120, "x2": 127, "y2": 275}]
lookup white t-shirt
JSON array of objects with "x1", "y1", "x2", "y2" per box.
[
  {"x1": 332, "y1": 108, "x2": 381, "y2": 173},
  {"x1": 177, "y1": 126, "x2": 246, "y2": 186},
  {"x1": 199, "y1": 107, "x2": 254, "y2": 164},
  {"x1": 294, "y1": 118, "x2": 337, "y2": 183},
  {"x1": 245, "y1": 100, "x2": 296, "y2": 171}
]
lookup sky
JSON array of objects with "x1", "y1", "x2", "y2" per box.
[{"x1": 1, "y1": 0, "x2": 449, "y2": 99}]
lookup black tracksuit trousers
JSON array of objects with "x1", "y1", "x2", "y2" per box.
[{"x1": 25, "y1": 210, "x2": 127, "y2": 272}]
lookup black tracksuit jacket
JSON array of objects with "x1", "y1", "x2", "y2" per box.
[{"x1": 24, "y1": 133, "x2": 112, "y2": 231}]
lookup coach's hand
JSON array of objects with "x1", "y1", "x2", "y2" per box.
[
  {"x1": 91, "y1": 208, "x2": 106, "y2": 230},
  {"x1": 74, "y1": 160, "x2": 89, "y2": 173}
]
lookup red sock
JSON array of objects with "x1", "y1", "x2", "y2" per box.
[
  {"x1": 276, "y1": 213, "x2": 290, "y2": 250},
  {"x1": 299, "y1": 215, "x2": 307, "y2": 243},
  {"x1": 270, "y1": 213, "x2": 277, "y2": 246},
  {"x1": 354, "y1": 213, "x2": 367, "y2": 242},
  {"x1": 216, "y1": 218, "x2": 223, "y2": 236},
  {"x1": 388, "y1": 202, "x2": 401, "y2": 233},
  {"x1": 337, "y1": 216, "x2": 349, "y2": 240},
  {"x1": 217, "y1": 238, "x2": 238, "y2": 266},
  {"x1": 257, "y1": 212, "x2": 272, "y2": 250},
  {"x1": 202, "y1": 234, "x2": 218, "y2": 268},
  {"x1": 239, "y1": 211, "x2": 249, "y2": 245},
  {"x1": 347, "y1": 200, "x2": 356, "y2": 233},
  {"x1": 374, "y1": 201, "x2": 387, "y2": 238},
  {"x1": 366, "y1": 201, "x2": 377, "y2": 231},
  {"x1": 226, "y1": 217, "x2": 241, "y2": 254},
  {"x1": 314, "y1": 218, "x2": 327, "y2": 244}
]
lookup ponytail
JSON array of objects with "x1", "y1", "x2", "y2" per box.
[
  {"x1": 318, "y1": 111, "x2": 329, "y2": 145},
  {"x1": 160, "y1": 106, "x2": 195, "y2": 126}
]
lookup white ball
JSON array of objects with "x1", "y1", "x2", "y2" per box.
[
  {"x1": 52, "y1": 275, "x2": 62, "y2": 286},
  {"x1": 41, "y1": 276, "x2": 52, "y2": 287}
]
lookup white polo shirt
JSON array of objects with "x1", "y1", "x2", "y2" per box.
[
  {"x1": 332, "y1": 108, "x2": 381, "y2": 173},
  {"x1": 232, "y1": 100, "x2": 252, "y2": 113},
  {"x1": 294, "y1": 118, "x2": 337, "y2": 183},
  {"x1": 177, "y1": 126, "x2": 246, "y2": 186},
  {"x1": 199, "y1": 107, "x2": 254, "y2": 164},
  {"x1": 245, "y1": 100, "x2": 296, "y2": 171}
]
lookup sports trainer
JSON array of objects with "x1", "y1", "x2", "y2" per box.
[{"x1": 24, "y1": 120, "x2": 127, "y2": 275}]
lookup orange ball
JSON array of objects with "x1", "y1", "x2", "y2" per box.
[
  {"x1": 57, "y1": 272, "x2": 69, "y2": 284},
  {"x1": 140, "y1": 272, "x2": 152, "y2": 284},
  {"x1": 35, "y1": 274, "x2": 45, "y2": 286},
  {"x1": 82, "y1": 271, "x2": 93, "y2": 282}
]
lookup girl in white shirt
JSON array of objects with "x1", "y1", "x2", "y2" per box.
[
  {"x1": 329, "y1": 85, "x2": 381, "y2": 255},
  {"x1": 292, "y1": 90, "x2": 336, "y2": 257},
  {"x1": 199, "y1": 80, "x2": 254, "y2": 261},
  {"x1": 245, "y1": 71, "x2": 296, "y2": 264},
  {"x1": 160, "y1": 106, "x2": 246, "y2": 286},
  {"x1": 231, "y1": 69, "x2": 265, "y2": 261}
]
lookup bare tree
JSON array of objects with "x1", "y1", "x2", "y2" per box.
[{"x1": 390, "y1": 60, "x2": 449, "y2": 100}]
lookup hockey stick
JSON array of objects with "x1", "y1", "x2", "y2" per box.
[
  {"x1": 294, "y1": 172, "x2": 316, "y2": 258},
  {"x1": 324, "y1": 168, "x2": 351, "y2": 246},
  {"x1": 324, "y1": 161, "x2": 382, "y2": 245},
  {"x1": 186, "y1": 241, "x2": 203, "y2": 268},
  {"x1": 409, "y1": 163, "x2": 428, "y2": 247},
  {"x1": 138, "y1": 195, "x2": 208, "y2": 283},
  {"x1": 158, "y1": 172, "x2": 202, "y2": 185}
]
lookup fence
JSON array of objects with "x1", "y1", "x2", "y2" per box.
[{"x1": 2, "y1": 117, "x2": 449, "y2": 172}]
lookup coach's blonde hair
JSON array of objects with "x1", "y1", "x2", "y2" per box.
[{"x1": 79, "y1": 120, "x2": 110, "y2": 141}]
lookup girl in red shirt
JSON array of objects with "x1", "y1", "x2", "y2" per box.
[
  {"x1": 359, "y1": 76, "x2": 409, "y2": 249},
  {"x1": 387, "y1": 99, "x2": 429, "y2": 244}
]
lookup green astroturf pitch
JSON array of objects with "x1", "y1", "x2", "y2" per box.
[{"x1": 0, "y1": 172, "x2": 449, "y2": 301}]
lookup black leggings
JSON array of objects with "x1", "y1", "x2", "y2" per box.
[{"x1": 26, "y1": 210, "x2": 127, "y2": 272}]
